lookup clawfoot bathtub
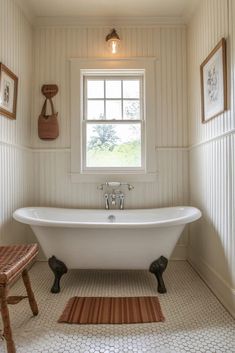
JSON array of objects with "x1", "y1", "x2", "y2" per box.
[{"x1": 13, "y1": 207, "x2": 201, "y2": 293}]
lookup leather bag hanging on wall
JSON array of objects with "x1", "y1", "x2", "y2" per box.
[{"x1": 38, "y1": 98, "x2": 59, "y2": 140}]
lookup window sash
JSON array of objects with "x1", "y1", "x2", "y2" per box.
[
  {"x1": 82, "y1": 120, "x2": 145, "y2": 172},
  {"x1": 83, "y1": 76, "x2": 143, "y2": 121},
  {"x1": 81, "y1": 74, "x2": 145, "y2": 172}
]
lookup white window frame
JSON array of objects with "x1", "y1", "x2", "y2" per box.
[
  {"x1": 70, "y1": 58, "x2": 157, "y2": 183},
  {"x1": 83, "y1": 74, "x2": 145, "y2": 172}
]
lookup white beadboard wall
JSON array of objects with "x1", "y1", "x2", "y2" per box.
[
  {"x1": 188, "y1": 0, "x2": 235, "y2": 316},
  {"x1": 31, "y1": 26, "x2": 188, "y2": 148},
  {"x1": 31, "y1": 25, "x2": 189, "y2": 259},
  {"x1": 1, "y1": 0, "x2": 234, "y2": 317},
  {"x1": 0, "y1": 0, "x2": 33, "y2": 244}
]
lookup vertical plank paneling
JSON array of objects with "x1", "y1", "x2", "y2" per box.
[
  {"x1": 31, "y1": 26, "x2": 187, "y2": 148},
  {"x1": 30, "y1": 24, "x2": 189, "y2": 258},
  {"x1": 0, "y1": 6, "x2": 189, "y2": 259},
  {"x1": 188, "y1": 0, "x2": 231, "y2": 146},
  {"x1": 188, "y1": 0, "x2": 235, "y2": 314},
  {"x1": 0, "y1": 0, "x2": 33, "y2": 244},
  {"x1": 1, "y1": 1, "x2": 234, "y2": 284}
]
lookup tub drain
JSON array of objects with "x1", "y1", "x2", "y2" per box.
[{"x1": 108, "y1": 215, "x2": 116, "y2": 222}]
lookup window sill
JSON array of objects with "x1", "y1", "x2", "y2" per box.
[{"x1": 70, "y1": 172, "x2": 157, "y2": 183}]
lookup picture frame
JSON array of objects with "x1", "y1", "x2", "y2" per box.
[
  {"x1": 0, "y1": 63, "x2": 18, "y2": 120},
  {"x1": 200, "y1": 38, "x2": 227, "y2": 123}
]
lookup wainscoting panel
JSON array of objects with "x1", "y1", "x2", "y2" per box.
[
  {"x1": 0, "y1": 142, "x2": 33, "y2": 244},
  {"x1": 189, "y1": 135, "x2": 234, "y2": 283},
  {"x1": 0, "y1": 0, "x2": 33, "y2": 245},
  {"x1": 33, "y1": 149, "x2": 188, "y2": 208},
  {"x1": 188, "y1": 0, "x2": 235, "y2": 315},
  {"x1": 33, "y1": 148, "x2": 189, "y2": 259}
]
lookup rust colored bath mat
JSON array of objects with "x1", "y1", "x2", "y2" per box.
[{"x1": 58, "y1": 297, "x2": 165, "y2": 324}]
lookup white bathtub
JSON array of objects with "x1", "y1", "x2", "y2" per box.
[{"x1": 13, "y1": 206, "x2": 201, "y2": 270}]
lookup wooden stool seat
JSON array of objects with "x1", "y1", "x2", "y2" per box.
[
  {"x1": 0, "y1": 244, "x2": 38, "y2": 285},
  {"x1": 0, "y1": 244, "x2": 39, "y2": 353}
]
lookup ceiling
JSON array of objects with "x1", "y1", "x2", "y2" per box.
[{"x1": 21, "y1": 0, "x2": 201, "y2": 20}]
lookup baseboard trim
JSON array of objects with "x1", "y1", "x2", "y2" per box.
[
  {"x1": 188, "y1": 254, "x2": 235, "y2": 318},
  {"x1": 171, "y1": 244, "x2": 187, "y2": 260}
]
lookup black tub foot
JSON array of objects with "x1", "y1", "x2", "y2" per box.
[
  {"x1": 48, "y1": 256, "x2": 68, "y2": 293},
  {"x1": 149, "y1": 256, "x2": 168, "y2": 293}
]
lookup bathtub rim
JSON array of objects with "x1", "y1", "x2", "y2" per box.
[{"x1": 13, "y1": 206, "x2": 202, "y2": 229}]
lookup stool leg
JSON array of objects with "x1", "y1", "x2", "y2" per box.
[
  {"x1": 0, "y1": 285, "x2": 16, "y2": 353},
  {"x1": 22, "y1": 269, "x2": 38, "y2": 316}
]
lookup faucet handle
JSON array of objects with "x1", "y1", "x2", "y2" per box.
[
  {"x1": 104, "y1": 193, "x2": 109, "y2": 209},
  {"x1": 119, "y1": 193, "x2": 124, "y2": 210},
  {"x1": 127, "y1": 184, "x2": 134, "y2": 191}
]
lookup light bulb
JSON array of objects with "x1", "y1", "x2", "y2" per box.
[
  {"x1": 106, "y1": 29, "x2": 120, "y2": 55},
  {"x1": 110, "y1": 39, "x2": 119, "y2": 54}
]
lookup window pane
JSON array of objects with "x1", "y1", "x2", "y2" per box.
[
  {"x1": 106, "y1": 80, "x2": 121, "y2": 98},
  {"x1": 86, "y1": 123, "x2": 141, "y2": 167},
  {"x1": 106, "y1": 100, "x2": 122, "y2": 119},
  {"x1": 123, "y1": 100, "x2": 140, "y2": 120},
  {"x1": 87, "y1": 100, "x2": 104, "y2": 120},
  {"x1": 123, "y1": 80, "x2": 140, "y2": 98},
  {"x1": 87, "y1": 80, "x2": 104, "y2": 98}
]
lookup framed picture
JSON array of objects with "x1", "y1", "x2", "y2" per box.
[
  {"x1": 0, "y1": 63, "x2": 18, "y2": 119},
  {"x1": 200, "y1": 38, "x2": 227, "y2": 123}
]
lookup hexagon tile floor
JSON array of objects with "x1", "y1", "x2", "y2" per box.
[{"x1": 0, "y1": 261, "x2": 234, "y2": 353}]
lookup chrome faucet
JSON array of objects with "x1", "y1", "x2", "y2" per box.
[
  {"x1": 98, "y1": 182, "x2": 134, "y2": 210},
  {"x1": 104, "y1": 190, "x2": 124, "y2": 210}
]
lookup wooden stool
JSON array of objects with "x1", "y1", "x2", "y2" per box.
[{"x1": 0, "y1": 244, "x2": 39, "y2": 353}]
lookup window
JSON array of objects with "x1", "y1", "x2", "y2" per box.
[
  {"x1": 83, "y1": 75, "x2": 144, "y2": 171},
  {"x1": 70, "y1": 59, "x2": 156, "y2": 182}
]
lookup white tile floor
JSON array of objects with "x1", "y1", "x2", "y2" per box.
[{"x1": 0, "y1": 261, "x2": 234, "y2": 353}]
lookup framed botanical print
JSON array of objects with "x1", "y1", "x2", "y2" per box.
[
  {"x1": 200, "y1": 38, "x2": 227, "y2": 123},
  {"x1": 0, "y1": 63, "x2": 18, "y2": 119}
]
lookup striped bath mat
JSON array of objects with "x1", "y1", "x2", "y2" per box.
[{"x1": 58, "y1": 297, "x2": 165, "y2": 324}]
